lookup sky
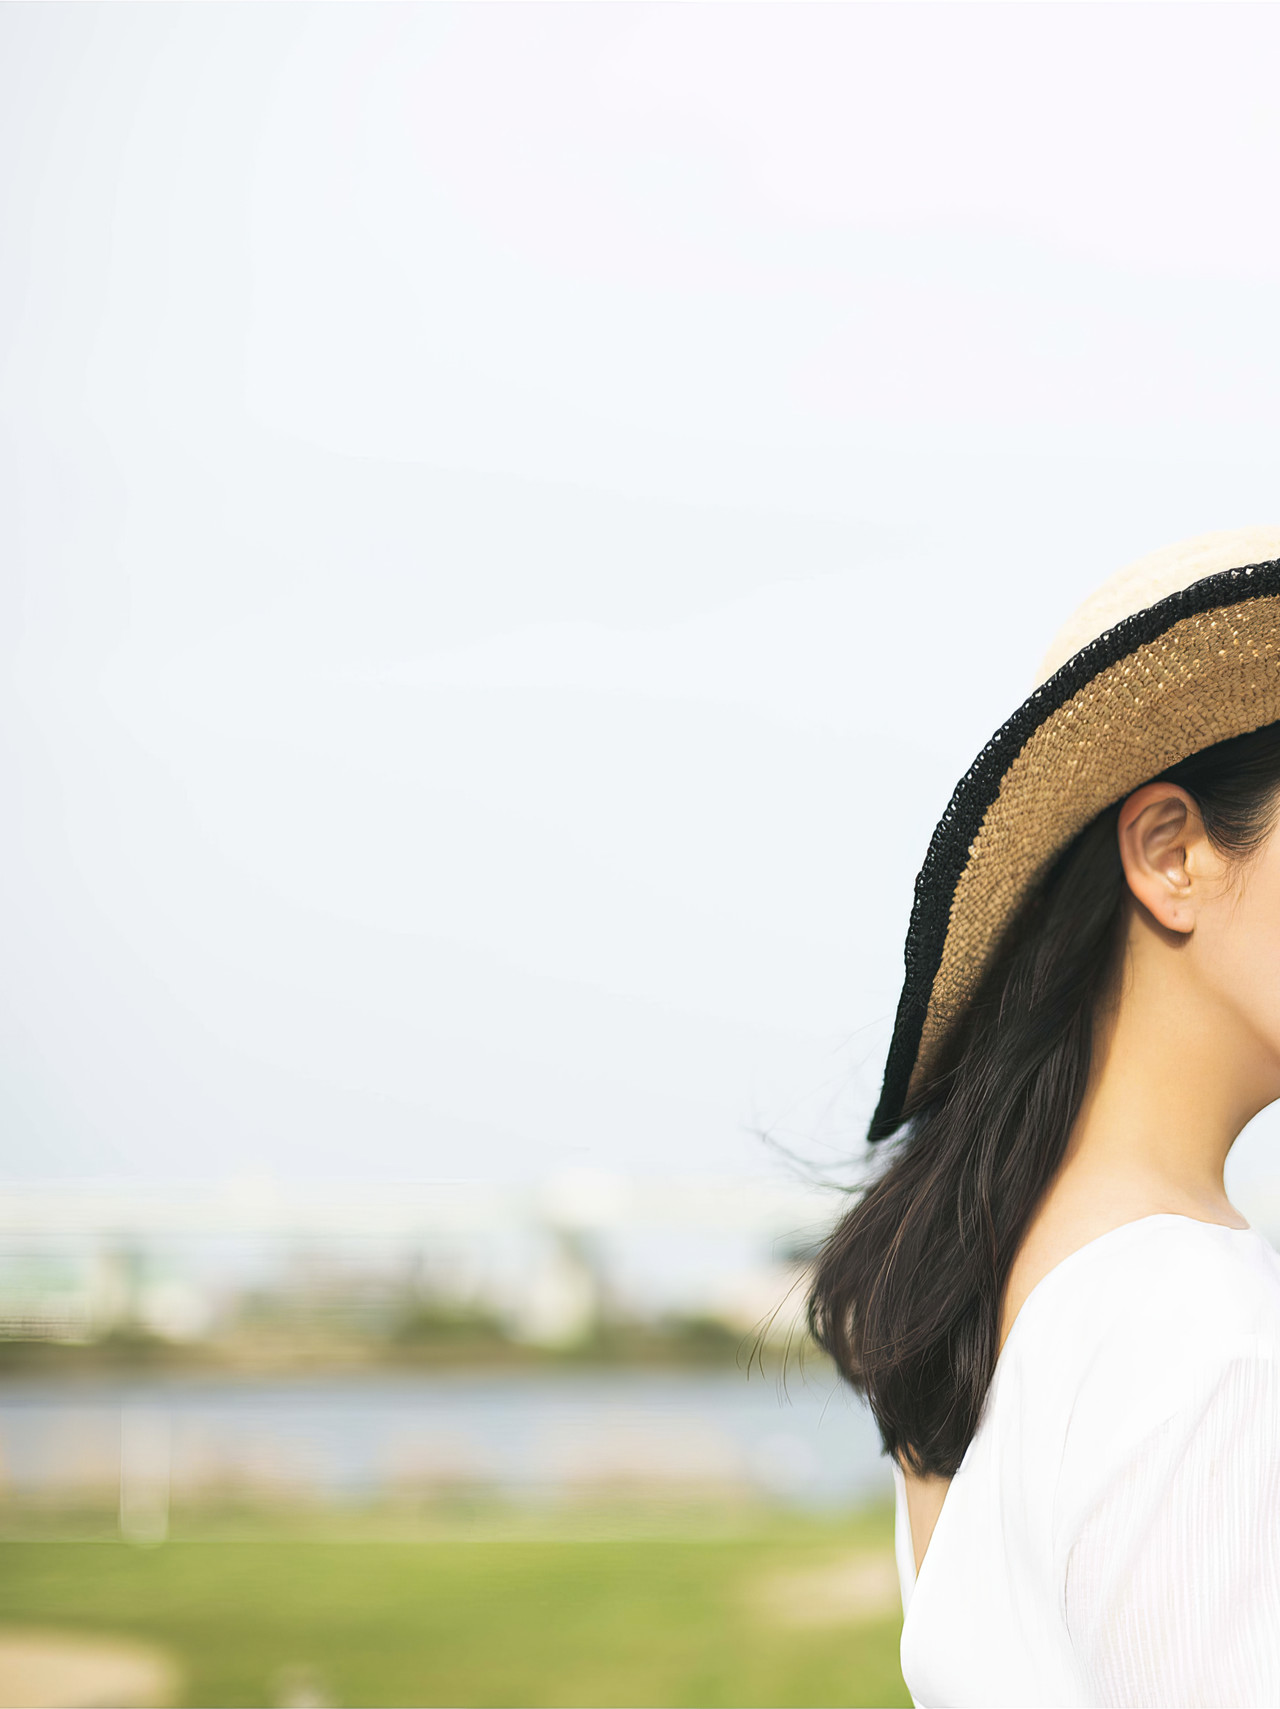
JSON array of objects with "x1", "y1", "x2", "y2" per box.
[{"x1": 3, "y1": 1, "x2": 1280, "y2": 1189}]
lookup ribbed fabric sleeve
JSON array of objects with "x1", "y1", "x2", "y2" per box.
[
  {"x1": 895, "y1": 1221, "x2": 1280, "y2": 1709},
  {"x1": 1062, "y1": 1347, "x2": 1280, "y2": 1708}
]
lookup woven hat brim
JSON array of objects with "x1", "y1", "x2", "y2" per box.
[{"x1": 869, "y1": 558, "x2": 1280, "y2": 1143}]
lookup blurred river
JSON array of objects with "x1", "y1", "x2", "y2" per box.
[{"x1": 0, "y1": 1369, "x2": 889, "y2": 1514}]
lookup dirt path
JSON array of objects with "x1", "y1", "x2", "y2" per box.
[
  {"x1": 0, "y1": 1629, "x2": 180, "y2": 1709},
  {"x1": 748, "y1": 1547, "x2": 902, "y2": 1627}
]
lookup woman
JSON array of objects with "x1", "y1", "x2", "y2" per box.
[{"x1": 808, "y1": 527, "x2": 1280, "y2": 1708}]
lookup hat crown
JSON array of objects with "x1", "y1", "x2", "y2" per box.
[{"x1": 1033, "y1": 526, "x2": 1280, "y2": 690}]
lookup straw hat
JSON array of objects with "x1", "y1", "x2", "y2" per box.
[{"x1": 869, "y1": 526, "x2": 1280, "y2": 1143}]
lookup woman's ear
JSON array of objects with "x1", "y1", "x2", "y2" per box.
[{"x1": 1116, "y1": 782, "x2": 1211, "y2": 935}]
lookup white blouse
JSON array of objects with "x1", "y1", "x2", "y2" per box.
[{"x1": 890, "y1": 1213, "x2": 1280, "y2": 1709}]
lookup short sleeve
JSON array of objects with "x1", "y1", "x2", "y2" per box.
[{"x1": 1063, "y1": 1348, "x2": 1280, "y2": 1708}]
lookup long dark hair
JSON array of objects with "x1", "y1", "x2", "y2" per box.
[{"x1": 807, "y1": 719, "x2": 1280, "y2": 1479}]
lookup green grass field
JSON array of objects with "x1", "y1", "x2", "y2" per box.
[{"x1": 0, "y1": 1505, "x2": 910, "y2": 1708}]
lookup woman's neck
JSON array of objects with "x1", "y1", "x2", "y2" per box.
[{"x1": 1054, "y1": 917, "x2": 1272, "y2": 1224}]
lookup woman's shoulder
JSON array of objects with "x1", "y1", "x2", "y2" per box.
[
  {"x1": 1004, "y1": 1216, "x2": 1280, "y2": 1499},
  {"x1": 1015, "y1": 1213, "x2": 1280, "y2": 1368},
  {"x1": 1006, "y1": 1215, "x2": 1280, "y2": 1558}
]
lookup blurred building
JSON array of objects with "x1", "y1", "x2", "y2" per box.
[{"x1": 0, "y1": 1170, "x2": 841, "y2": 1356}]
